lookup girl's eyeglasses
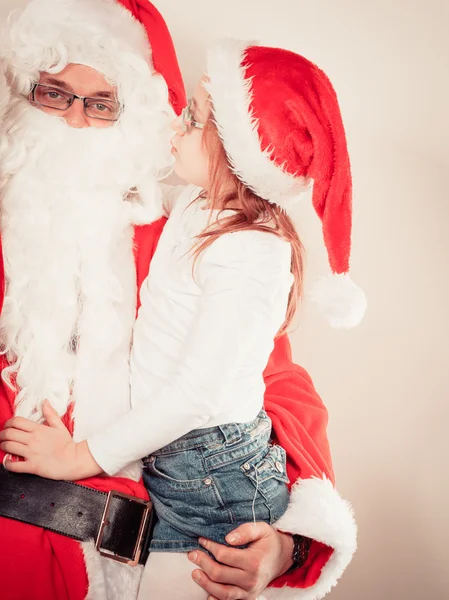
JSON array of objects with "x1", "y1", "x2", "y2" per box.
[{"x1": 180, "y1": 100, "x2": 204, "y2": 132}]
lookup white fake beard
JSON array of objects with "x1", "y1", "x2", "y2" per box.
[{"x1": 0, "y1": 100, "x2": 157, "y2": 461}]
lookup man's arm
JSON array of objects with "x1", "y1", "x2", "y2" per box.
[
  {"x1": 180, "y1": 335, "x2": 354, "y2": 600},
  {"x1": 262, "y1": 334, "x2": 357, "y2": 596}
]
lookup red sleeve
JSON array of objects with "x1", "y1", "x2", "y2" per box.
[
  {"x1": 118, "y1": 1, "x2": 186, "y2": 114},
  {"x1": 133, "y1": 217, "x2": 167, "y2": 308},
  {"x1": 278, "y1": 540, "x2": 334, "y2": 589},
  {"x1": 263, "y1": 335, "x2": 355, "y2": 591},
  {"x1": 263, "y1": 334, "x2": 335, "y2": 486}
]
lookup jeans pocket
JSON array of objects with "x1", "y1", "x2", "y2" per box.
[
  {"x1": 144, "y1": 451, "x2": 232, "y2": 524},
  {"x1": 240, "y1": 444, "x2": 290, "y2": 523},
  {"x1": 144, "y1": 449, "x2": 207, "y2": 491}
]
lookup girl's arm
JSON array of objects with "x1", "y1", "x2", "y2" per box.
[
  {"x1": 2, "y1": 230, "x2": 292, "y2": 479},
  {"x1": 88, "y1": 231, "x2": 293, "y2": 475}
]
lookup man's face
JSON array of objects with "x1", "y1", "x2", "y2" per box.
[{"x1": 31, "y1": 64, "x2": 118, "y2": 129}]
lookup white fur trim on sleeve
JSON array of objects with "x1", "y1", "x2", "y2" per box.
[
  {"x1": 263, "y1": 476, "x2": 357, "y2": 600},
  {"x1": 205, "y1": 39, "x2": 310, "y2": 208}
]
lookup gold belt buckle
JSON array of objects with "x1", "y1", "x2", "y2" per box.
[{"x1": 95, "y1": 490, "x2": 152, "y2": 566}]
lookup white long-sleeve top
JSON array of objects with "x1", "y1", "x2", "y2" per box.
[{"x1": 88, "y1": 185, "x2": 294, "y2": 475}]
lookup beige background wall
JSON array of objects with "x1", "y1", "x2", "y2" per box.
[{"x1": 1, "y1": 1, "x2": 448, "y2": 598}]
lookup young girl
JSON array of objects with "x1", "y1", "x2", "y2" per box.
[{"x1": 1, "y1": 39, "x2": 364, "y2": 598}]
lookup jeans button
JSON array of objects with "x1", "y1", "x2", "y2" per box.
[
  {"x1": 243, "y1": 463, "x2": 251, "y2": 471},
  {"x1": 275, "y1": 461, "x2": 284, "y2": 473},
  {"x1": 203, "y1": 477, "x2": 212, "y2": 486}
]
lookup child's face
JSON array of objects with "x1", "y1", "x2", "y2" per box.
[{"x1": 171, "y1": 77, "x2": 210, "y2": 189}]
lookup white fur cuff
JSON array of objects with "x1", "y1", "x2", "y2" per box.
[{"x1": 265, "y1": 477, "x2": 357, "y2": 600}]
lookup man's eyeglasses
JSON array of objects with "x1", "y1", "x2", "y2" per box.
[
  {"x1": 30, "y1": 83, "x2": 122, "y2": 122},
  {"x1": 180, "y1": 99, "x2": 204, "y2": 132}
]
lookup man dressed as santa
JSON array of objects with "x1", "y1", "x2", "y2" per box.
[{"x1": 0, "y1": 1, "x2": 356, "y2": 600}]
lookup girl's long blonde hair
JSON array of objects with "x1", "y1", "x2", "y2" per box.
[{"x1": 191, "y1": 115, "x2": 304, "y2": 336}]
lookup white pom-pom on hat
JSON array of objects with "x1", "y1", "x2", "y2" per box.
[{"x1": 310, "y1": 273, "x2": 367, "y2": 329}]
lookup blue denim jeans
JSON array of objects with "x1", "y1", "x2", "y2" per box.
[{"x1": 143, "y1": 410, "x2": 290, "y2": 552}]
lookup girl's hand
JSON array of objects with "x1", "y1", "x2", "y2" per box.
[
  {"x1": 0, "y1": 400, "x2": 102, "y2": 480},
  {"x1": 188, "y1": 522, "x2": 294, "y2": 600}
]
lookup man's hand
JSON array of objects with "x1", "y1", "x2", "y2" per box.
[
  {"x1": 0, "y1": 400, "x2": 102, "y2": 480},
  {"x1": 188, "y1": 522, "x2": 294, "y2": 600}
]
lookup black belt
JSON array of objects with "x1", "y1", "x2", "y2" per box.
[{"x1": 0, "y1": 467, "x2": 154, "y2": 565}]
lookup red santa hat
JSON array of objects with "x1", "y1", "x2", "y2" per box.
[
  {"x1": 117, "y1": 0, "x2": 186, "y2": 114},
  {"x1": 1, "y1": 1, "x2": 146, "y2": 92},
  {"x1": 206, "y1": 40, "x2": 367, "y2": 328},
  {"x1": 0, "y1": 0, "x2": 185, "y2": 124}
]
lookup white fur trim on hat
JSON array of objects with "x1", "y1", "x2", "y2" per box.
[
  {"x1": 205, "y1": 39, "x2": 310, "y2": 208},
  {"x1": 263, "y1": 476, "x2": 357, "y2": 600},
  {"x1": 0, "y1": 0, "x2": 153, "y2": 101}
]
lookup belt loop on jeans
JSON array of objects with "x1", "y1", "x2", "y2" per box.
[{"x1": 218, "y1": 423, "x2": 242, "y2": 446}]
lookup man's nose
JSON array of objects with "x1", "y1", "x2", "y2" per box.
[
  {"x1": 171, "y1": 114, "x2": 184, "y2": 135},
  {"x1": 63, "y1": 98, "x2": 90, "y2": 129}
]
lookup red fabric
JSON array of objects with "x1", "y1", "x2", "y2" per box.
[
  {"x1": 117, "y1": 0, "x2": 186, "y2": 115},
  {"x1": 276, "y1": 539, "x2": 333, "y2": 589},
  {"x1": 0, "y1": 218, "x2": 334, "y2": 594},
  {"x1": 263, "y1": 333, "x2": 335, "y2": 588},
  {"x1": 0, "y1": 353, "x2": 149, "y2": 600},
  {"x1": 263, "y1": 334, "x2": 335, "y2": 486},
  {"x1": 133, "y1": 218, "x2": 167, "y2": 310},
  {"x1": 244, "y1": 46, "x2": 352, "y2": 275}
]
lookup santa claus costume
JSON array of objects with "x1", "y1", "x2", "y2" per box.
[{"x1": 0, "y1": 1, "x2": 356, "y2": 599}]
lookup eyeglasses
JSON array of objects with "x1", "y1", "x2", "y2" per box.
[
  {"x1": 30, "y1": 83, "x2": 122, "y2": 122},
  {"x1": 180, "y1": 99, "x2": 204, "y2": 132}
]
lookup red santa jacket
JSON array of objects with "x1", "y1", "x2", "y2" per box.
[{"x1": 0, "y1": 220, "x2": 355, "y2": 600}]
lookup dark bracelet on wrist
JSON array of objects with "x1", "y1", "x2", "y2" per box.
[{"x1": 289, "y1": 534, "x2": 312, "y2": 570}]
